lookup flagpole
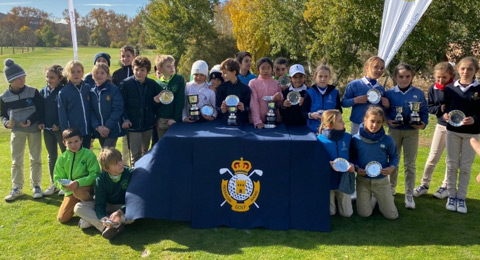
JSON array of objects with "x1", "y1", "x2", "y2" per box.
[{"x1": 68, "y1": 0, "x2": 78, "y2": 61}]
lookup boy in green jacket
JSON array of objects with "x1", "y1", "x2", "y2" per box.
[
  {"x1": 54, "y1": 128, "x2": 100, "y2": 223},
  {"x1": 74, "y1": 147, "x2": 133, "y2": 240}
]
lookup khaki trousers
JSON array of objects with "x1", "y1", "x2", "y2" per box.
[
  {"x1": 11, "y1": 131, "x2": 42, "y2": 189},
  {"x1": 128, "y1": 130, "x2": 152, "y2": 165},
  {"x1": 446, "y1": 130, "x2": 478, "y2": 199},
  {"x1": 57, "y1": 185, "x2": 94, "y2": 223},
  {"x1": 356, "y1": 176, "x2": 398, "y2": 220},
  {"x1": 330, "y1": 190, "x2": 353, "y2": 217},
  {"x1": 156, "y1": 118, "x2": 172, "y2": 142},
  {"x1": 421, "y1": 124, "x2": 448, "y2": 187},
  {"x1": 388, "y1": 128, "x2": 419, "y2": 196},
  {"x1": 74, "y1": 201, "x2": 125, "y2": 232}
]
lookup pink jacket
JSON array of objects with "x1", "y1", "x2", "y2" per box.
[{"x1": 249, "y1": 77, "x2": 284, "y2": 125}]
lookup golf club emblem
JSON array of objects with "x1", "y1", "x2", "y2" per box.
[{"x1": 220, "y1": 158, "x2": 262, "y2": 212}]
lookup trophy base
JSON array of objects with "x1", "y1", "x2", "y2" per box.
[
  {"x1": 394, "y1": 120, "x2": 404, "y2": 125},
  {"x1": 264, "y1": 124, "x2": 276, "y2": 129},
  {"x1": 227, "y1": 121, "x2": 238, "y2": 126},
  {"x1": 409, "y1": 119, "x2": 421, "y2": 125}
]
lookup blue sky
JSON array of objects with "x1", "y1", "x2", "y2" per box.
[{"x1": 0, "y1": 0, "x2": 150, "y2": 18}]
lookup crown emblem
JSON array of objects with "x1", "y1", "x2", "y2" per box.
[{"x1": 231, "y1": 157, "x2": 251, "y2": 174}]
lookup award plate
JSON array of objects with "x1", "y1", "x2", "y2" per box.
[
  {"x1": 367, "y1": 89, "x2": 381, "y2": 104},
  {"x1": 448, "y1": 110, "x2": 465, "y2": 127},
  {"x1": 201, "y1": 105, "x2": 214, "y2": 116},
  {"x1": 158, "y1": 90, "x2": 174, "y2": 105},
  {"x1": 287, "y1": 91, "x2": 301, "y2": 105},
  {"x1": 101, "y1": 218, "x2": 120, "y2": 228},
  {"x1": 279, "y1": 75, "x2": 289, "y2": 86},
  {"x1": 59, "y1": 179, "x2": 72, "y2": 186},
  {"x1": 333, "y1": 158, "x2": 349, "y2": 172},
  {"x1": 365, "y1": 161, "x2": 382, "y2": 177},
  {"x1": 225, "y1": 95, "x2": 240, "y2": 107}
]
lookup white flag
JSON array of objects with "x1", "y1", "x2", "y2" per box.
[
  {"x1": 378, "y1": 0, "x2": 432, "y2": 67},
  {"x1": 68, "y1": 0, "x2": 78, "y2": 61}
]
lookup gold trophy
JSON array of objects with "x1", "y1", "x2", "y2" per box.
[
  {"x1": 408, "y1": 102, "x2": 422, "y2": 125},
  {"x1": 188, "y1": 94, "x2": 200, "y2": 121},
  {"x1": 394, "y1": 106, "x2": 404, "y2": 125}
]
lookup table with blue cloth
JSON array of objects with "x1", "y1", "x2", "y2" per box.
[{"x1": 125, "y1": 121, "x2": 331, "y2": 231}]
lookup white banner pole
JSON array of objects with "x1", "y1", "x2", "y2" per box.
[
  {"x1": 68, "y1": 0, "x2": 78, "y2": 61},
  {"x1": 378, "y1": 0, "x2": 432, "y2": 68}
]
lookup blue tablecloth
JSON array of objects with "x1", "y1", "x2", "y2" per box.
[{"x1": 126, "y1": 122, "x2": 331, "y2": 231}]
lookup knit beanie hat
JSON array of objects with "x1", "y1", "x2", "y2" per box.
[
  {"x1": 4, "y1": 58, "x2": 26, "y2": 83},
  {"x1": 191, "y1": 60, "x2": 209, "y2": 77},
  {"x1": 94, "y1": 52, "x2": 111, "y2": 66},
  {"x1": 209, "y1": 64, "x2": 223, "y2": 82}
]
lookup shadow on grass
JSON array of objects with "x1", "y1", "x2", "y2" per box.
[{"x1": 104, "y1": 193, "x2": 480, "y2": 256}]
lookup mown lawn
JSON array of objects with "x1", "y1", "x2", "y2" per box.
[{"x1": 0, "y1": 48, "x2": 479, "y2": 259}]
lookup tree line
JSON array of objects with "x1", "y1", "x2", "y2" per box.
[{"x1": 1, "y1": 0, "x2": 479, "y2": 83}]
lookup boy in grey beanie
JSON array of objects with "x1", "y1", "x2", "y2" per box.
[{"x1": 1, "y1": 58, "x2": 45, "y2": 201}]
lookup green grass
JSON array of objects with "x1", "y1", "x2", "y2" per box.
[{"x1": 1, "y1": 48, "x2": 480, "y2": 259}]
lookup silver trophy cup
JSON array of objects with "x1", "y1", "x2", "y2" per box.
[
  {"x1": 409, "y1": 102, "x2": 422, "y2": 125},
  {"x1": 394, "y1": 106, "x2": 404, "y2": 125}
]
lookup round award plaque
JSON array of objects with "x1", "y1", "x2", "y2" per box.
[
  {"x1": 201, "y1": 105, "x2": 214, "y2": 116},
  {"x1": 448, "y1": 110, "x2": 465, "y2": 127},
  {"x1": 367, "y1": 89, "x2": 381, "y2": 104},
  {"x1": 59, "y1": 179, "x2": 72, "y2": 186},
  {"x1": 279, "y1": 75, "x2": 289, "y2": 86},
  {"x1": 332, "y1": 158, "x2": 349, "y2": 172},
  {"x1": 365, "y1": 161, "x2": 382, "y2": 177},
  {"x1": 287, "y1": 91, "x2": 301, "y2": 105},
  {"x1": 225, "y1": 95, "x2": 240, "y2": 107},
  {"x1": 158, "y1": 90, "x2": 174, "y2": 105}
]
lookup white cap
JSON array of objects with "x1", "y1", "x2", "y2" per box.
[
  {"x1": 191, "y1": 60, "x2": 209, "y2": 77},
  {"x1": 289, "y1": 64, "x2": 305, "y2": 77},
  {"x1": 210, "y1": 64, "x2": 221, "y2": 74}
]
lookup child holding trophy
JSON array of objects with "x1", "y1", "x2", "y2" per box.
[
  {"x1": 182, "y1": 60, "x2": 217, "y2": 123},
  {"x1": 414, "y1": 62, "x2": 455, "y2": 199},
  {"x1": 302, "y1": 65, "x2": 341, "y2": 133},
  {"x1": 385, "y1": 63, "x2": 428, "y2": 209},
  {"x1": 217, "y1": 58, "x2": 251, "y2": 125},
  {"x1": 317, "y1": 109, "x2": 354, "y2": 217},
  {"x1": 280, "y1": 64, "x2": 308, "y2": 126},
  {"x1": 443, "y1": 56, "x2": 480, "y2": 214},
  {"x1": 351, "y1": 106, "x2": 399, "y2": 219},
  {"x1": 249, "y1": 57, "x2": 283, "y2": 129},
  {"x1": 341, "y1": 56, "x2": 389, "y2": 135}
]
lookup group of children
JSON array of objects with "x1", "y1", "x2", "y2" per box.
[{"x1": 2, "y1": 46, "x2": 480, "y2": 238}]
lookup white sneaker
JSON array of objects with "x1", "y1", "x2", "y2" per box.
[
  {"x1": 350, "y1": 191, "x2": 357, "y2": 200},
  {"x1": 58, "y1": 190, "x2": 65, "y2": 196},
  {"x1": 32, "y1": 186, "x2": 43, "y2": 199},
  {"x1": 78, "y1": 219, "x2": 93, "y2": 229},
  {"x1": 5, "y1": 188, "x2": 24, "y2": 201},
  {"x1": 446, "y1": 197, "x2": 456, "y2": 211},
  {"x1": 43, "y1": 183, "x2": 58, "y2": 196},
  {"x1": 433, "y1": 186, "x2": 448, "y2": 199},
  {"x1": 405, "y1": 195, "x2": 415, "y2": 209},
  {"x1": 456, "y1": 199, "x2": 467, "y2": 214},
  {"x1": 413, "y1": 185, "x2": 428, "y2": 197}
]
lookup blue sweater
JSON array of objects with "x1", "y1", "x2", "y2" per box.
[
  {"x1": 90, "y1": 82, "x2": 126, "y2": 138},
  {"x1": 237, "y1": 71, "x2": 257, "y2": 86},
  {"x1": 341, "y1": 77, "x2": 385, "y2": 124},
  {"x1": 317, "y1": 129, "x2": 352, "y2": 189},
  {"x1": 58, "y1": 81, "x2": 92, "y2": 136},
  {"x1": 351, "y1": 124, "x2": 399, "y2": 180},
  {"x1": 302, "y1": 84, "x2": 342, "y2": 133},
  {"x1": 385, "y1": 85, "x2": 428, "y2": 130},
  {"x1": 40, "y1": 84, "x2": 64, "y2": 129}
]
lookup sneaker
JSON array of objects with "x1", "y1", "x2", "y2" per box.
[
  {"x1": 350, "y1": 191, "x2": 357, "y2": 201},
  {"x1": 58, "y1": 190, "x2": 65, "y2": 196},
  {"x1": 102, "y1": 224, "x2": 125, "y2": 240},
  {"x1": 78, "y1": 219, "x2": 93, "y2": 229},
  {"x1": 32, "y1": 186, "x2": 43, "y2": 199},
  {"x1": 433, "y1": 186, "x2": 448, "y2": 199},
  {"x1": 413, "y1": 185, "x2": 428, "y2": 197},
  {"x1": 405, "y1": 195, "x2": 415, "y2": 209},
  {"x1": 446, "y1": 197, "x2": 456, "y2": 211},
  {"x1": 4, "y1": 188, "x2": 24, "y2": 201},
  {"x1": 456, "y1": 199, "x2": 467, "y2": 214},
  {"x1": 43, "y1": 183, "x2": 58, "y2": 196}
]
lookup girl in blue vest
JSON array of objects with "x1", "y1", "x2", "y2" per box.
[
  {"x1": 302, "y1": 65, "x2": 342, "y2": 133},
  {"x1": 317, "y1": 109, "x2": 354, "y2": 217},
  {"x1": 385, "y1": 63, "x2": 428, "y2": 209}
]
